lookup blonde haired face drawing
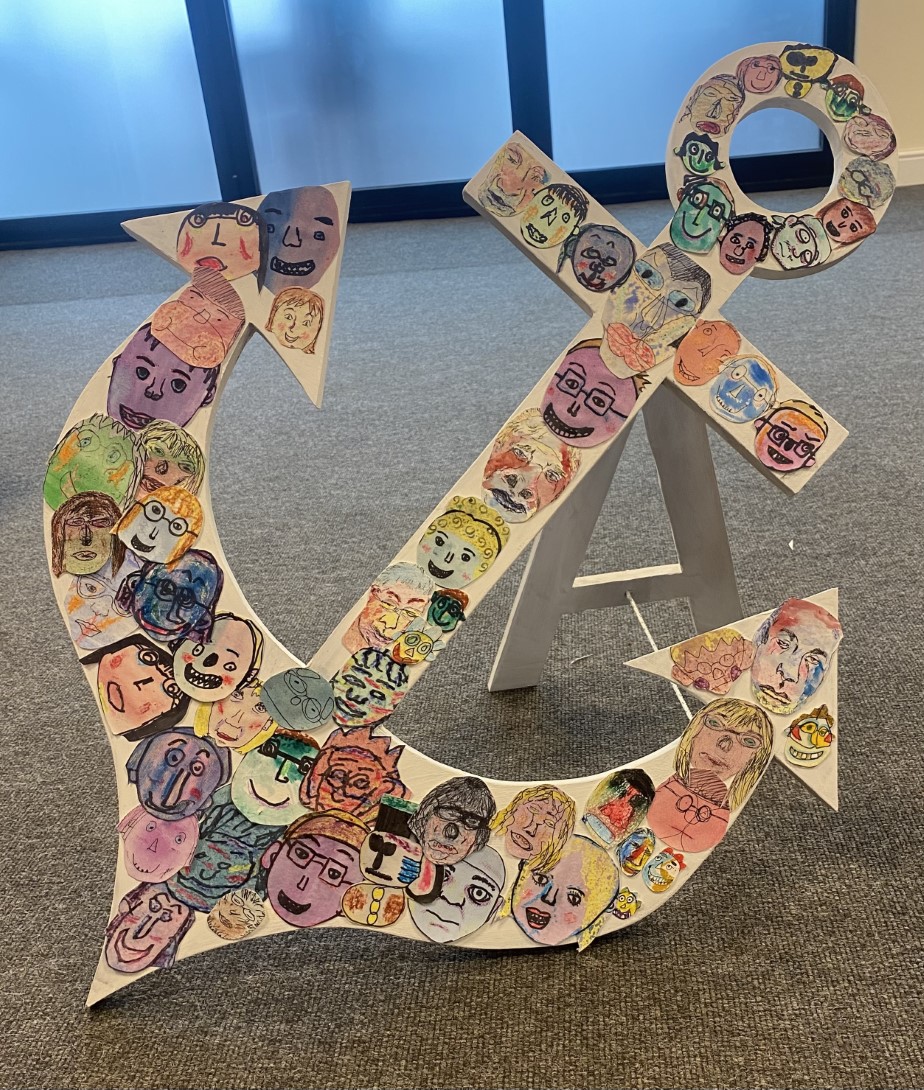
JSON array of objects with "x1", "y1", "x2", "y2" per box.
[
  {"x1": 492, "y1": 785, "x2": 575, "y2": 867},
  {"x1": 416, "y1": 496, "x2": 510, "y2": 590},
  {"x1": 194, "y1": 678, "x2": 276, "y2": 753}
]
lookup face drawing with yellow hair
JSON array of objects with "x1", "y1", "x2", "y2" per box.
[
  {"x1": 491, "y1": 784, "x2": 576, "y2": 866},
  {"x1": 115, "y1": 486, "x2": 204, "y2": 565},
  {"x1": 416, "y1": 496, "x2": 510, "y2": 590}
]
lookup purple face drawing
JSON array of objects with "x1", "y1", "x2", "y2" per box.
[
  {"x1": 107, "y1": 323, "x2": 219, "y2": 430},
  {"x1": 540, "y1": 340, "x2": 641, "y2": 448},
  {"x1": 104, "y1": 883, "x2": 194, "y2": 973},
  {"x1": 127, "y1": 727, "x2": 232, "y2": 821},
  {"x1": 258, "y1": 187, "x2": 341, "y2": 293},
  {"x1": 118, "y1": 805, "x2": 199, "y2": 882}
]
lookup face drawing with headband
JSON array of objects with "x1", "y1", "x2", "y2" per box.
[
  {"x1": 541, "y1": 340, "x2": 642, "y2": 448},
  {"x1": 230, "y1": 729, "x2": 319, "y2": 826},
  {"x1": 409, "y1": 777, "x2": 496, "y2": 866},
  {"x1": 416, "y1": 496, "x2": 510, "y2": 590},
  {"x1": 601, "y1": 244, "x2": 711, "y2": 376},
  {"x1": 481, "y1": 407, "x2": 580, "y2": 522}
]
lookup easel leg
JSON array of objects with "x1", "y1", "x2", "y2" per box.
[{"x1": 487, "y1": 383, "x2": 741, "y2": 692}]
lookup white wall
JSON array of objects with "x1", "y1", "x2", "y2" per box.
[{"x1": 855, "y1": 0, "x2": 924, "y2": 184}]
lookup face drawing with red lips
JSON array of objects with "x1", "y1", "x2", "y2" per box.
[{"x1": 176, "y1": 202, "x2": 263, "y2": 281}]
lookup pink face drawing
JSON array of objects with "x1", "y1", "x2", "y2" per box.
[
  {"x1": 844, "y1": 113, "x2": 896, "y2": 161},
  {"x1": 754, "y1": 402, "x2": 827, "y2": 473},
  {"x1": 261, "y1": 822, "x2": 364, "y2": 928},
  {"x1": 718, "y1": 216, "x2": 770, "y2": 275},
  {"x1": 104, "y1": 884, "x2": 193, "y2": 973},
  {"x1": 736, "y1": 54, "x2": 782, "y2": 94},
  {"x1": 540, "y1": 341, "x2": 640, "y2": 448},
  {"x1": 117, "y1": 806, "x2": 199, "y2": 882},
  {"x1": 150, "y1": 270, "x2": 244, "y2": 368}
]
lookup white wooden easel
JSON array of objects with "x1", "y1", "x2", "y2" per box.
[{"x1": 488, "y1": 381, "x2": 740, "y2": 691}]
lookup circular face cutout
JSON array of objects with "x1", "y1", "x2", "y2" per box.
[{"x1": 666, "y1": 42, "x2": 897, "y2": 281}]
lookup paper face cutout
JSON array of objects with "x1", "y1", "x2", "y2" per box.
[
  {"x1": 825, "y1": 74, "x2": 864, "y2": 122},
  {"x1": 670, "y1": 627, "x2": 755, "y2": 695},
  {"x1": 119, "y1": 549, "x2": 223, "y2": 643},
  {"x1": 108, "y1": 324, "x2": 219, "y2": 431},
  {"x1": 426, "y1": 589, "x2": 467, "y2": 633},
  {"x1": 478, "y1": 140, "x2": 549, "y2": 217},
  {"x1": 601, "y1": 244, "x2": 711, "y2": 376},
  {"x1": 643, "y1": 848, "x2": 685, "y2": 892},
  {"x1": 265, "y1": 287, "x2": 324, "y2": 354},
  {"x1": 116, "y1": 487, "x2": 203, "y2": 565},
  {"x1": 560, "y1": 223, "x2": 635, "y2": 293},
  {"x1": 83, "y1": 634, "x2": 188, "y2": 738},
  {"x1": 519, "y1": 183, "x2": 589, "y2": 249},
  {"x1": 718, "y1": 214, "x2": 771, "y2": 275},
  {"x1": 300, "y1": 725, "x2": 406, "y2": 822},
  {"x1": 837, "y1": 157, "x2": 896, "y2": 209},
  {"x1": 511, "y1": 835, "x2": 620, "y2": 950},
  {"x1": 673, "y1": 132, "x2": 724, "y2": 177},
  {"x1": 844, "y1": 113, "x2": 896, "y2": 161},
  {"x1": 670, "y1": 178, "x2": 734, "y2": 255},
  {"x1": 259, "y1": 186, "x2": 341, "y2": 293},
  {"x1": 261, "y1": 668, "x2": 334, "y2": 731},
  {"x1": 259, "y1": 811, "x2": 367, "y2": 928},
  {"x1": 331, "y1": 649, "x2": 409, "y2": 728},
  {"x1": 150, "y1": 269, "x2": 245, "y2": 368},
  {"x1": 207, "y1": 890, "x2": 266, "y2": 940},
  {"x1": 173, "y1": 613, "x2": 263, "y2": 702},
  {"x1": 409, "y1": 777, "x2": 495, "y2": 866},
  {"x1": 50, "y1": 491, "x2": 124, "y2": 578},
  {"x1": 417, "y1": 496, "x2": 509, "y2": 589},
  {"x1": 229, "y1": 732, "x2": 318, "y2": 826},
  {"x1": 491, "y1": 785, "x2": 576, "y2": 864},
  {"x1": 778, "y1": 43, "x2": 836, "y2": 99},
  {"x1": 342, "y1": 883, "x2": 406, "y2": 928},
  {"x1": 769, "y1": 214, "x2": 832, "y2": 270},
  {"x1": 105, "y1": 884, "x2": 195, "y2": 973},
  {"x1": 735, "y1": 54, "x2": 782, "y2": 94},
  {"x1": 343, "y1": 563, "x2": 434, "y2": 655},
  {"x1": 408, "y1": 845, "x2": 505, "y2": 944},
  {"x1": 582, "y1": 769, "x2": 655, "y2": 848},
  {"x1": 197, "y1": 679, "x2": 275, "y2": 751},
  {"x1": 672, "y1": 320, "x2": 741, "y2": 386},
  {"x1": 681, "y1": 74, "x2": 744, "y2": 135},
  {"x1": 65, "y1": 557, "x2": 140, "y2": 651},
  {"x1": 481, "y1": 407, "x2": 580, "y2": 521},
  {"x1": 613, "y1": 889, "x2": 640, "y2": 919},
  {"x1": 118, "y1": 806, "x2": 199, "y2": 883},
  {"x1": 390, "y1": 626, "x2": 437, "y2": 665},
  {"x1": 617, "y1": 829, "x2": 655, "y2": 875},
  {"x1": 127, "y1": 728, "x2": 232, "y2": 821},
  {"x1": 784, "y1": 705, "x2": 835, "y2": 767},
  {"x1": 176, "y1": 202, "x2": 264, "y2": 281},
  {"x1": 754, "y1": 399, "x2": 827, "y2": 473},
  {"x1": 648, "y1": 699, "x2": 772, "y2": 854},
  {"x1": 541, "y1": 340, "x2": 641, "y2": 449},
  {"x1": 817, "y1": 198, "x2": 877, "y2": 247},
  {"x1": 709, "y1": 356, "x2": 777, "y2": 423},
  {"x1": 359, "y1": 797, "x2": 422, "y2": 886},
  {"x1": 750, "y1": 598, "x2": 842, "y2": 716},
  {"x1": 44, "y1": 414, "x2": 141, "y2": 511},
  {"x1": 135, "y1": 421, "x2": 205, "y2": 498}
]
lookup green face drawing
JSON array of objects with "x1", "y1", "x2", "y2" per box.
[
  {"x1": 669, "y1": 181, "x2": 733, "y2": 254},
  {"x1": 825, "y1": 79, "x2": 863, "y2": 122},
  {"x1": 44, "y1": 415, "x2": 139, "y2": 510},
  {"x1": 675, "y1": 133, "x2": 722, "y2": 177}
]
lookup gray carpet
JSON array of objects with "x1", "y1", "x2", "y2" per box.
[{"x1": 2, "y1": 185, "x2": 923, "y2": 1090}]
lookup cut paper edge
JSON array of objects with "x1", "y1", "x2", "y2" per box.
[{"x1": 625, "y1": 589, "x2": 839, "y2": 812}]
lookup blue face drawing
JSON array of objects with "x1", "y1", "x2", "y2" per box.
[
  {"x1": 127, "y1": 728, "x2": 231, "y2": 821},
  {"x1": 261, "y1": 668, "x2": 334, "y2": 731},
  {"x1": 124, "y1": 549, "x2": 223, "y2": 642},
  {"x1": 709, "y1": 357, "x2": 776, "y2": 423}
]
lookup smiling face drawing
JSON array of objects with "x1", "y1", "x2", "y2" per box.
[
  {"x1": 718, "y1": 214, "x2": 770, "y2": 275},
  {"x1": 541, "y1": 340, "x2": 641, "y2": 448},
  {"x1": 206, "y1": 681, "x2": 273, "y2": 750},
  {"x1": 416, "y1": 497, "x2": 509, "y2": 590},
  {"x1": 709, "y1": 356, "x2": 777, "y2": 422},
  {"x1": 670, "y1": 179, "x2": 733, "y2": 254},
  {"x1": 176, "y1": 202, "x2": 264, "y2": 281},
  {"x1": 753, "y1": 400, "x2": 828, "y2": 473},
  {"x1": 117, "y1": 487, "x2": 203, "y2": 566},
  {"x1": 173, "y1": 613, "x2": 263, "y2": 702},
  {"x1": 230, "y1": 732, "x2": 319, "y2": 826},
  {"x1": 259, "y1": 186, "x2": 340, "y2": 293},
  {"x1": 104, "y1": 884, "x2": 194, "y2": 973}
]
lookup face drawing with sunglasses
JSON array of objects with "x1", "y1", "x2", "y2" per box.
[
  {"x1": 409, "y1": 776, "x2": 496, "y2": 866},
  {"x1": 260, "y1": 811, "x2": 367, "y2": 928},
  {"x1": 541, "y1": 340, "x2": 642, "y2": 449},
  {"x1": 481, "y1": 407, "x2": 579, "y2": 522},
  {"x1": 230, "y1": 730, "x2": 319, "y2": 826},
  {"x1": 601, "y1": 244, "x2": 711, "y2": 377},
  {"x1": 300, "y1": 725, "x2": 406, "y2": 823},
  {"x1": 115, "y1": 486, "x2": 203, "y2": 565},
  {"x1": 342, "y1": 562, "x2": 434, "y2": 655},
  {"x1": 118, "y1": 549, "x2": 223, "y2": 643},
  {"x1": 753, "y1": 400, "x2": 828, "y2": 473}
]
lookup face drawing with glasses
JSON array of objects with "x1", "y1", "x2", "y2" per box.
[
  {"x1": 409, "y1": 776, "x2": 496, "y2": 866},
  {"x1": 601, "y1": 244, "x2": 711, "y2": 377},
  {"x1": 541, "y1": 340, "x2": 641, "y2": 449},
  {"x1": 837, "y1": 156, "x2": 895, "y2": 210},
  {"x1": 65, "y1": 557, "x2": 139, "y2": 651},
  {"x1": 120, "y1": 549, "x2": 223, "y2": 643},
  {"x1": 753, "y1": 400, "x2": 828, "y2": 473},
  {"x1": 301, "y1": 725, "x2": 406, "y2": 823},
  {"x1": 116, "y1": 487, "x2": 203, "y2": 566},
  {"x1": 260, "y1": 813, "x2": 367, "y2": 928},
  {"x1": 343, "y1": 562, "x2": 434, "y2": 655},
  {"x1": 230, "y1": 731, "x2": 319, "y2": 826},
  {"x1": 261, "y1": 667, "x2": 334, "y2": 732},
  {"x1": 481, "y1": 407, "x2": 579, "y2": 522},
  {"x1": 670, "y1": 179, "x2": 734, "y2": 255}
]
